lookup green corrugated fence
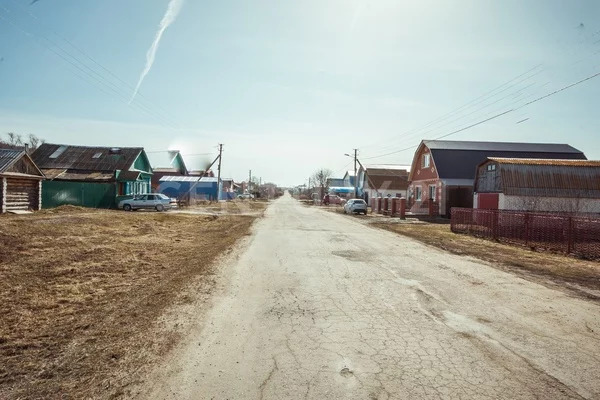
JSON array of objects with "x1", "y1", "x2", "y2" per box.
[{"x1": 42, "y1": 181, "x2": 117, "y2": 209}]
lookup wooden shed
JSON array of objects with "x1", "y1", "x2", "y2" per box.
[
  {"x1": 474, "y1": 158, "x2": 600, "y2": 213},
  {"x1": 0, "y1": 149, "x2": 45, "y2": 213}
]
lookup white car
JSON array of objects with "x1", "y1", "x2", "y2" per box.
[
  {"x1": 118, "y1": 193, "x2": 173, "y2": 211},
  {"x1": 343, "y1": 199, "x2": 368, "y2": 215},
  {"x1": 237, "y1": 193, "x2": 254, "y2": 199}
]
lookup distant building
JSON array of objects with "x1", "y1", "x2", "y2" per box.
[
  {"x1": 327, "y1": 177, "x2": 345, "y2": 187},
  {"x1": 147, "y1": 150, "x2": 188, "y2": 190},
  {"x1": 0, "y1": 148, "x2": 45, "y2": 213},
  {"x1": 408, "y1": 140, "x2": 586, "y2": 216},
  {"x1": 357, "y1": 164, "x2": 410, "y2": 206},
  {"x1": 32, "y1": 143, "x2": 153, "y2": 209},
  {"x1": 474, "y1": 158, "x2": 600, "y2": 213},
  {"x1": 342, "y1": 171, "x2": 356, "y2": 188},
  {"x1": 158, "y1": 176, "x2": 219, "y2": 203}
]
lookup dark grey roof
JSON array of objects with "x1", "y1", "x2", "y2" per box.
[
  {"x1": 424, "y1": 140, "x2": 583, "y2": 153},
  {"x1": 32, "y1": 143, "x2": 144, "y2": 172},
  {"x1": 0, "y1": 149, "x2": 23, "y2": 173},
  {"x1": 423, "y1": 140, "x2": 586, "y2": 180}
]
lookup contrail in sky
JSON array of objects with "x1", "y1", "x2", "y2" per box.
[{"x1": 129, "y1": 0, "x2": 184, "y2": 103}]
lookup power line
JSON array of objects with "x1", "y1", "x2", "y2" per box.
[
  {"x1": 361, "y1": 65, "x2": 545, "y2": 153},
  {"x1": 361, "y1": 69, "x2": 600, "y2": 161},
  {"x1": 7, "y1": 0, "x2": 181, "y2": 128},
  {"x1": 0, "y1": 4, "x2": 182, "y2": 130},
  {"x1": 363, "y1": 28, "x2": 600, "y2": 155}
]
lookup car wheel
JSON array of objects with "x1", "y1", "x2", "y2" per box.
[
  {"x1": 155, "y1": 204, "x2": 164, "y2": 212},
  {"x1": 123, "y1": 204, "x2": 132, "y2": 212}
]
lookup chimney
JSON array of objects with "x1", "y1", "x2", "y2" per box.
[{"x1": 24, "y1": 143, "x2": 29, "y2": 153}]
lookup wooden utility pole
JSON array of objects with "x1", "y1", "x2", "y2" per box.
[
  {"x1": 217, "y1": 144, "x2": 223, "y2": 200},
  {"x1": 248, "y1": 169, "x2": 252, "y2": 194}
]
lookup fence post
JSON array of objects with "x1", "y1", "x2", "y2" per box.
[
  {"x1": 428, "y1": 200, "x2": 435, "y2": 217},
  {"x1": 377, "y1": 198, "x2": 383, "y2": 214},
  {"x1": 399, "y1": 197, "x2": 406, "y2": 220},
  {"x1": 492, "y1": 210, "x2": 498, "y2": 240},
  {"x1": 567, "y1": 217, "x2": 574, "y2": 254},
  {"x1": 524, "y1": 213, "x2": 530, "y2": 247},
  {"x1": 391, "y1": 197, "x2": 398, "y2": 217}
]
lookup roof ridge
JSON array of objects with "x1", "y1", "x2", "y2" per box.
[{"x1": 40, "y1": 143, "x2": 144, "y2": 150}]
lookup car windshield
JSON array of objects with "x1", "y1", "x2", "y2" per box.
[
  {"x1": 157, "y1": 194, "x2": 169, "y2": 200},
  {"x1": 354, "y1": 200, "x2": 366, "y2": 204}
]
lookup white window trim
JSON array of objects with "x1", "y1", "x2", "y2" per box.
[
  {"x1": 422, "y1": 153, "x2": 431, "y2": 168},
  {"x1": 428, "y1": 185, "x2": 436, "y2": 201}
]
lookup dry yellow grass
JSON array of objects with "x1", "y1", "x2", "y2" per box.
[{"x1": 0, "y1": 205, "x2": 266, "y2": 399}]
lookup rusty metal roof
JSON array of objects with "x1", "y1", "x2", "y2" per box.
[
  {"x1": 481, "y1": 158, "x2": 600, "y2": 198},
  {"x1": 32, "y1": 143, "x2": 144, "y2": 172},
  {"x1": 42, "y1": 169, "x2": 114, "y2": 181},
  {"x1": 488, "y1": 158, "x2": 600, "y2": 166}
]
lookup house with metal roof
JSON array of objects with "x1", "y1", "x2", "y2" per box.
[
  {"x1": 357, "y1": 164, "x2": 411, "y2": 206},
  {"x1": 0, "y1": 148, "x2": 45, "y2": 213},
  {"x1": 408, "y1": 140, "x2": 587, "y2": 216},
  {"x1": 474, "y1": 158, "x2": 600, "y2": 213},
  {"x1": 147, "y1": 150, "x2": 188, "y2": 190},
  {"x1": 31, "y1": 143, "x2": 153, "y2": 209},
  {"x1": 157, "y1": 176, "x2": 219, "y2": 203}
]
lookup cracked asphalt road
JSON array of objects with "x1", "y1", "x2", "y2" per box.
[{"x1": 143, "y1": 194, "x2": 600, "y2": 400}]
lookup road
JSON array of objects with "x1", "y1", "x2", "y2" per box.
[{"x1": 142, "y1": 194, "x2": 600, "y2": 400}]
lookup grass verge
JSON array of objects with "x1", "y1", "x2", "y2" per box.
[
  {"x1": 0, "y1": 204, "x2": 266, "y2": 399},
  {"x1": 371, "y1": 220, "x2": 600, "y2": 301}
]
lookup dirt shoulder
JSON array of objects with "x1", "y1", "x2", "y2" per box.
[
  {"x1": 0, "y1": 203, "x2": 267, "y2": 399},
  {"x1": 320, "y1": 205, "x2": 600, "y2": 302}
]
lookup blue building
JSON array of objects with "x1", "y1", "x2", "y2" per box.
[{"x1": 158, "y1": 176, "x2": 220, "y2": 202}]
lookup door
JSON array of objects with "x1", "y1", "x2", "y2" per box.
[
  {"x1": 446, "y1": 187, "x2": 474, "y2": 216},
  {"x1": 477, "y1": 193, "x2": 499, "y2": 210}
]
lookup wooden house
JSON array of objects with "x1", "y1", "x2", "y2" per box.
[
  {"x1": 32, "y1": 143, "x2": 153, "y2": 209},
  {"x1": 0, "y1": 149, "x2": 45, "y2": 213}
]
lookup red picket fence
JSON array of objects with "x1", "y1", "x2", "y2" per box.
[{"x1": 450, "y1": 208, "x2": 600, "y2": 259}]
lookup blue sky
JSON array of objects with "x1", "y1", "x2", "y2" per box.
[{"x1": 0, "y1": 0, "x2": 599, "y2": 186}]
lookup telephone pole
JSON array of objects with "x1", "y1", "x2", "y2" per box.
[
  {"x1": 248, "y1": 169, "x2": 252, "y2": 194},
  {"x1": 353, "y1": 148, "x2": 358, "y2": 198},
  {"x1": 217, "y1": 144, "x2": 223, "y2": 201}
]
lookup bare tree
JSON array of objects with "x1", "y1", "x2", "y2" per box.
[
  {"x1": 0, "y1": 133, "x2": 45, "y2": 153},
  {"x1": 311, "y1": 168, "x2": 332, "y2": 201}
]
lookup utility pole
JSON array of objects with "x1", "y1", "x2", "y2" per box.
[
  {"x1": 248, "y1": 169, "x2": 252, "y2": 194},
  {"x1": 217, "y1": 144, "x2": 223, "y2": 201},
  {"x1": 353, "y1": 148, "x2": 358, "y2": 198}
]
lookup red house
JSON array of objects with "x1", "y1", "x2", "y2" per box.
[{"x1": 407, "y1": 140, "x2": 586, "y2": 216}]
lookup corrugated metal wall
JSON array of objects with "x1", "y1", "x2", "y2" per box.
[{"x1": 42, "y1": 181, "x2": 117, "y2": 209}]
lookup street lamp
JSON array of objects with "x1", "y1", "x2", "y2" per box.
[{"x1": 344, "y1": 150, "x2": 358, "y2": 198}]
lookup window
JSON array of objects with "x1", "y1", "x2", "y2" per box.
[
  {"x1": 146, "y1": 195, "x2": 155, "y2": 200},
  {"x1": 415, "y1": 186, "x2": 422, "y2": 201},
  {"x1": 49, "y1": 145, "x2": 67, "y2": 159},
  {"x1": 92, "y1": 152, "x2": 102, "y2": 159},
  {"x1": 429, "y1": 185, "x2": 436, "y2": 201},
  {"x1": 487, "y1": 164, "x2": 496, "y2": 171},
  {"x1": 422, "y1": 153, "x2": 431, "y2": 168}
]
